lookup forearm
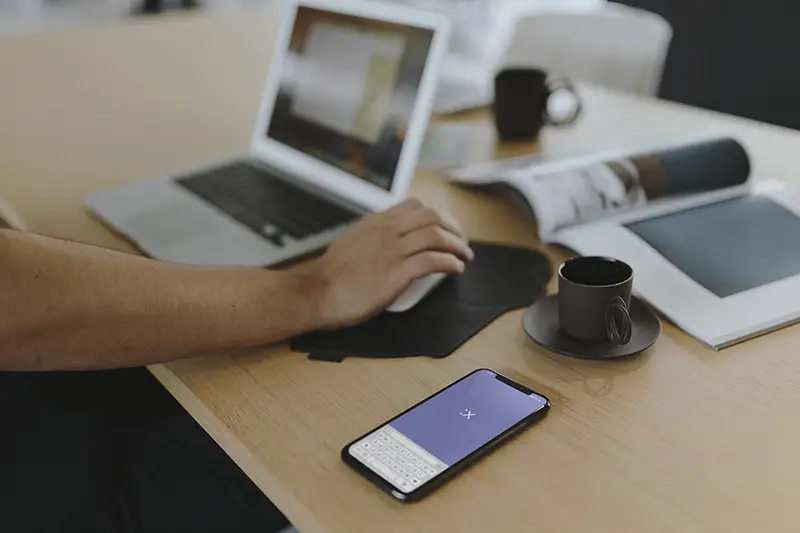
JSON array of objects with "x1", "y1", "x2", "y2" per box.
[{"x1": 0, "y1": 230, "x2": 321, "y2": 371}]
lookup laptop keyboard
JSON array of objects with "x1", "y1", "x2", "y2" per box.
[{"x1": 176, "y1": 162, "x2": 359, "y2": 247}]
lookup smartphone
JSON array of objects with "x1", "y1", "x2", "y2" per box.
[{"x1": 341, "y1": 368, "x2": 550, "y2": 502}]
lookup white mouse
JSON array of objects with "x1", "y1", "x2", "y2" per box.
[{"x1": 387, "y1": 273, "x2": 448, "y2": 313}]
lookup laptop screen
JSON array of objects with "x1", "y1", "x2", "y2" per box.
[{"x1": 266, "y1": 6, "x2": 434, "y2": 191}]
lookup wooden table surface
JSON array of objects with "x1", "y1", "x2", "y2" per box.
[{"x1": 4, "y1": 10, "x2": 800, "y2": 533}]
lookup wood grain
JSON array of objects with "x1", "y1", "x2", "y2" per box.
[{"x1": 3, "y1": 9, "x2": 800, "y2": 533}]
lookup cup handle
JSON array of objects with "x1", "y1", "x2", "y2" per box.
[
  {"x1": 544, "y1": 77, "x2": 583, "y2": 127},
  {"x1": 605, "y1": 296, "x2": 633, "y2": 345}
]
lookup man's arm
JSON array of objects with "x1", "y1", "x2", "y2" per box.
[{"x1": 0, "y1": 200, "x2": 472, "y2": 371}]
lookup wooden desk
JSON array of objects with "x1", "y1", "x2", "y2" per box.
[{"x1": 3, "y1": 11, "x2": 800, "y2": 533}]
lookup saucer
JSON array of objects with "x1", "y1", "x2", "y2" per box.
[{"x1": 522, "y1": 294, "x2": 661, "y2": 359}]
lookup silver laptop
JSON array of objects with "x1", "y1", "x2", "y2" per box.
[
  {"x1": 86, "y1": 0, "x2": 450, "y2": 268},
  {"x1": 433, "y1": 54, "x2": 493, "y2": 115}
]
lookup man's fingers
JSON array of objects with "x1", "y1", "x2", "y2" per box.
[
  {"x1": 400, "y1": 226, "x2": 473, "y2": 262},
  {"x1": 400, "y1": 251, "x2": 466, "y2": 284},
  {"x1": 394, "y1": 206, "x2": 466, "y2": 240},
  {"x1": 379, "y1": 201, "x2": 467, "y2": 243}
]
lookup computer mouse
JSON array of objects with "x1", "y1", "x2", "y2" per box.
[{"x1": 386, "y1": 273, "x2": 448, "y2": 313}]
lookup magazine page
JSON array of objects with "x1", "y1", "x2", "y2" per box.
[
  {"x1": 512, "y1": 137, "x2": 751, "y2": 239},
  {"x1": 505, "y1": 158, "x2": 647, "y2": 239},
  {"x1": 447, "y1": 136, "x2": 752, "y2": 240}
]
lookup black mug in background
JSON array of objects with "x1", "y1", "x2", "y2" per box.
[
  {"x1": 558, "y1": 256, "x2": 633, "y2": 345},
  {"x1": 492, "y1": 68, "x2": 582, "y2": 142}
]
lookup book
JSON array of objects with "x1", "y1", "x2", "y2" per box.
[{"x1": 445, "y1": 136, "x2": 800, "y2": 349}]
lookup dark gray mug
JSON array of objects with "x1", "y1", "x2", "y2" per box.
[{"x1": 558, "y1": 256, "x2": 633, "y2": 345}]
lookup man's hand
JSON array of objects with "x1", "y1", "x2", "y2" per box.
[
  {"x1": 301, "y1": 199, "x2": 473, "y2": 329},
  {"x1": 0, "y1": 204, "x2": 469, "y2": 370}
]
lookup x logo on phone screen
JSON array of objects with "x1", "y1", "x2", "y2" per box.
[{"x1": 460, "y1": 409, "x2": 475, "y2": 420}]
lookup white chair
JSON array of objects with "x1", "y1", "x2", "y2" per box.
[
  {"x1": 501, "y1": 3, "x2": 673, "y2": 97},
  {"x1": 424, "y1": 0, "x2": 608, "y2": 114}
]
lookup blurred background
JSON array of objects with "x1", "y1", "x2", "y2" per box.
[{"x1": 3, "y1": 0, "x2": 800, "y2": 130}]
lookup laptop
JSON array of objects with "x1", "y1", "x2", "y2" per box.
[
  {"x1": 86, "y1": 0, "x2": 450, "y2": 270},
  {"x1": 433, "y1": 54, "x2": 494, "y2": 115}
]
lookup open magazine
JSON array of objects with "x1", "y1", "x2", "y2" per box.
[{"x1": 446, "y1": 136, "x2": 800, "y2": 349}]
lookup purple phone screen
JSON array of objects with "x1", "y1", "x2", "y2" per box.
[{"x1": 349, "y1": 370, "x2": 548, "y2": 493}]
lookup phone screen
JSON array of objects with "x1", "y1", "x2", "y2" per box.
[{"x1": 346, "y1": 369, "x2": 549, "y2": 496}]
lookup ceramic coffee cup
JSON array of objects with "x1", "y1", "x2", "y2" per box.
[
  {"x1": 558, "y1": 256, "x2": 633, "y2": 345},
  {"x1": 492, "y1": 68, "x2": 582, "y2": 142}
]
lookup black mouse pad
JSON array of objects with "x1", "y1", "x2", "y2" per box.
[{"x1": 291, "y1": 242, "x2": 552, "y2": 361}]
